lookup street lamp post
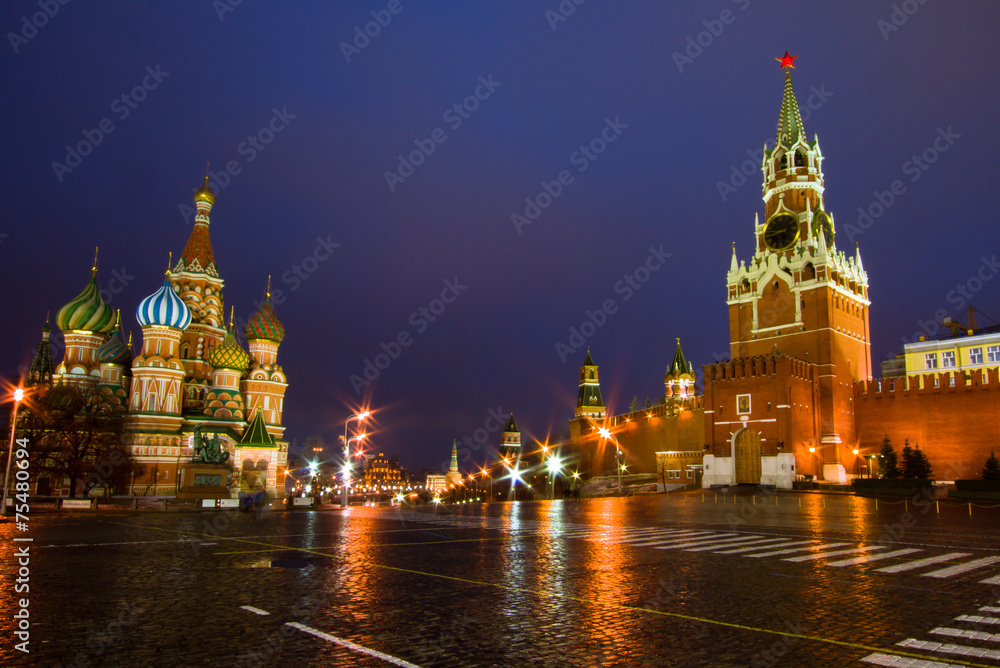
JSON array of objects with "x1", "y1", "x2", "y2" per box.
[
  {"x1": 1, "y1": 387, "x2": 25, "y2": 517},
  {"x1": 481, "y1": 468, "x2": 492, "y2": 502},
  {"x1": 598, "y1": 427, "x2": 624, "y2": 496},
  {"x1": 341, "y1": 411, "x2": 369, "y2": 508}
]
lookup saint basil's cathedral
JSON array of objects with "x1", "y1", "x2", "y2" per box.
[{"x1": 27, "y1": 179, "x2": 289, "y2": 496}]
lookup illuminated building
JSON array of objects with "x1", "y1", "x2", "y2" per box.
[
  {"x1": 36, "y1": 178, "x2": 289, "y2": 496},
  {"x1": 363, "y1": 452, "x2": 403, "y2": 489}
]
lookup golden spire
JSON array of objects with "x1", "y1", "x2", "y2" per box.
[
  {"x1": 266, "y1": 274, "x2": 271, "y2": 300},
  {"x1": 166, "y1": 252, "x2": 173, "y2": 276},
  {"x1": 114, "y1": 309, "x2": 121, "y2": 329},
  {"x1": 229, "y1": 306, "x2": 235, "y2": 330},
  {"x1": 91, "y1": 247, "x2": 99, "y2": 277}
]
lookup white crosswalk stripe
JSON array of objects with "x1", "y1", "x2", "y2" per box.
[
  {"x1": 628, "y1": 532, "x2": 729, "y2": 547},
  {"x1": 745, "y1": 543, "x2": 849, "y2": 558},
  {"x1": 954, "y1": 614, "x2": 1000, "y2": 625},
  {"x1": 618, "y1": 530, "x2": 702, "y2": 544},
  {"x1": 825, "y1": 548, "x2": 922, "y2": 568},
  {"x1": 861, "y1": 652, "x2": 965, "y2": 667},
  {"x1": 922, "y1": 556, "x2": 1000, "y2": 579},
  {"x1": 714, "y1": 540, "x2": 816, "y2": 555},
  {"x1": 897, "y1": 637, "x2": 1000, "y2": 661},
  {"x1": 876, "y1": 553, "x2": 970, "y2": 574},
  {"x1": 586, "y1": 529, "x2": 703, "y2": 542},
  {"x1": 930, "y1": 626, "x2": 1000, "y2": 643},
  {"x1": 783, "y1": 545, "x2": 888, "y2": 562},
  {"x1": 977, "y1": 573, "x2": 1000, "y2": 585},
  {"x1": 979, "y1": 606, "x2": 1000, "y2": 613},
  {"x1": 655, "y1": 535, "x2": 764, "y2": 550},
  {"x1": 685, "y1": 537, "x2": 793, "y2": 553}
]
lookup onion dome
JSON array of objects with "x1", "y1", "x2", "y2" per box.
[
  {"x1": 194, "y1": 175, "x2": 215, "y2": 205},
  {"x1": 96, "y1": 330, "x2": 132, "y2": 365},
  {"x1": 208, "y1": 330, "x2": 250, "y2": 370},
  {"x1": 56, "y1": 275, "x2": 115, "y2": 334},
  {"x1": 136, "y1": 279, "x2": 192, "y2": 330},
  {"x1": 246, "y1": 296, "x2": 284, "y2": 343}
]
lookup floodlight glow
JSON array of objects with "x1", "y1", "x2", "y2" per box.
[
  {"x1": 598, "y1": 427, "x2": 611, "y2": 439},
  {"x1": 13, "y1": 388, "x2": 24, "y2": 402},
  {"x1": 547, "y1": 457, "x2": 562, "y2": 474}
]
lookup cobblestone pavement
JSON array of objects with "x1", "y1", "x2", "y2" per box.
[{"x1": 2, "y1": 490, "x2": 1000, "y2": 667}]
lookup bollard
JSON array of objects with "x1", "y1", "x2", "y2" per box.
[
  {"x1": 702, "y1": 493, "x2": 705, "y2": 503},
  {"x1": 905, "y1": 500, "x2": 908, "y2": 511},
  {"x1": 753, "y1": 495, "x2": 756, "y2": 506},
  {"x1": 875, "y1": 498, "x2": 878, "y2": 510},
  {"x1": 798, "y1": 497, "x2": 801, "y2": 508},
  {"x1": 936, "y1": 501, "x2": 939, "y2": 514},
  {"x1": 969, "y1": 503, "x2": 973, "y2": 516},
  {"x1": 714, "y1": 494, "x2": 717, "y2": 504},
  {"x1": 823, "y1": 497, "x2": 826, "y2": 509}
]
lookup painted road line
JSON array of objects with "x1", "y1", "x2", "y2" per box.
[
  {"x1": 877, "y1": 553, "x2": 971, "y2": 574},
  {"x1": 628, "y1": 532, "x2": 726, "y2": 547},
  {"x1": 685, "y1": 537, "x2": 793, "y2": 553},
  {"x1": 240, "y1": 606, "x2": 270, "y2": 616},
  {"x1": 979, "y1": 606, "x2": 1000, "y2": 613},
  {"x1": 746, "y1": 543, "x2": 850, "y2": 558},
  {"x1": 898, "y1": 637, "x2": 1000, "y2": 661},
  {"x1": 655, "y1": 536, "x2": 765, "y2": 551},
  {"x1": 783, "y1": 546, "x2": 889, "y2": 563},
  {"x1": 824, "y1": 548, "x2": 922, "y2": 568},
  {"x1": 716, "y1": 540, "x2": 815, "y2": 555},
  {"x1": 930, "y1": 627, "x2": 1000, "y2": 642},
  {"x1": 286, "y1": 623, "x2": 422, "y2": 667},
  {"x1": 861, "y1": 652, "x2": 965, "y2": 667},
  {"x1": 954, "y1": 615, "x2": 1000, "y2": 625},
  {"x1": 922, "y1": 556, "x2": 1000, "y2": 579},
  {"x1": 977, "y1": 573, "x2": 1000, "y2": 585}
]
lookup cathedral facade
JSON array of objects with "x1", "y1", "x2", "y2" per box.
[{"x1": 31, "y1": 179, "x2": 289, "y2": 496}]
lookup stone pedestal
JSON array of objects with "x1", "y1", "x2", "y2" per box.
[{"x1": 177, "y1": 463, "x2": 232, "y2": 500}]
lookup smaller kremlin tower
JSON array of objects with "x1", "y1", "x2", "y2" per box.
[
  {"x1": 27, "y1": 318, "x2": 55, "y2": 387},
  {"x1": 243, "y1": 280, "x2": 288, "y2": 444}
]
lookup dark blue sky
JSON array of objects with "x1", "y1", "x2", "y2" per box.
[{"x1": 4, "y1": 1, "x2": 998, "y2": 471}]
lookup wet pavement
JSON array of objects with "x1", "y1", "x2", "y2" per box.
[{"x1": 3, "y1": 490, "x2": 1000, "y2": 667}]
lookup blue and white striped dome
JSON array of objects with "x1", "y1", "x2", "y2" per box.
[{"x1": 136, "y1": 279, "x2": 191, "y2": 330}]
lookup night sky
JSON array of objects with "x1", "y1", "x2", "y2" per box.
[{"x1": 4, "y1": 2, "x2": 999, "y2": 472}]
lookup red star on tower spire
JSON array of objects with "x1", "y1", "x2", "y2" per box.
[{"x1": 776, "y1": 51, "x2": 797, "y2": 70}]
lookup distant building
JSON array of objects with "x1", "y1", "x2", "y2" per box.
[
  {"x1": 445, "y1": 440, "x2": 462, "y2": 488},
  {"x1": 363, "y1": 452, "x2": 403, "y2": 491},
  {"x1": 425, "y1": 474, "x2": 447, "y2": 494}
]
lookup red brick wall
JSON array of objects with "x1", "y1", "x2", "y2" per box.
[{"x1": 854, "y1": 370, "x2": 1000, "y2": 480}]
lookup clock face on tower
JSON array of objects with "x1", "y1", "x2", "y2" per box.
[
  {"x1": 814, "y1": 210, "x2": 834, "y2": 247},
  {"x1": 763, "y1": 213, "x2": 799, "y2": 251}
]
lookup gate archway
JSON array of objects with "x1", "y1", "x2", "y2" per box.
[{"x1": 733, "y1": 428, "x2": 762, "y2": 485}]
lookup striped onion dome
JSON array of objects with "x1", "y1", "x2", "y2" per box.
[
  {"x1": 207, "y1": 330, "x2": 250, "y2": 370},
  {"x1": 136, "y1": 279, "x2": 192, "y2": 330},
  {"x1": 56, "y1": 277, "x2": 115, "y2": 334},
  {"x1": 245, "y1": 297, "x2": 284, "y2": 343},
  {"x1": 95, "y1": 330, "x2": 132, "y2": 366}
]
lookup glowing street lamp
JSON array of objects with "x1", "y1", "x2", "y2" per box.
[
  {"x1": 1, "y1": 387, "x2": 25, "y2": 517},
  {"x1": 341, "y1": 410, "x2": 370, "y2": 507},
  {"x1": 546, "y1": 455, "x2": 562, "y2": 500},
  {"x1": 481, "y1": 467, "x2": 492, "y2": 501},
  {"x1": 598, "y1": 427, "x2": 625, "y2": 495}
]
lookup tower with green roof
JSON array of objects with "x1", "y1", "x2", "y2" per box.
[{"x1": 575, "y1": 349, "x2": 605, "y2": 419}]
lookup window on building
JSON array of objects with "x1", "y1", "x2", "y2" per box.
[
  {"x1": 971, "y1": 347, "x2": 984, "y2": 365},
  {"x1": 989, "y1": 345, "x2": 1000, "y2": 363},
  {"x1": 942, "y1": 351, "x2": 956, "y2": 368},
  {"x1": 933, "y1": 376, "x2": 940, "y2": 388},
  {"x1": 686, "y1": 469, "x2": 693, "y2": 479},
  {"x1": 925, "y1": 353, "x2": 938, "y2": 370},
  {"x1": 949, "y1": 375, "x2": 956, "y2": 387}
]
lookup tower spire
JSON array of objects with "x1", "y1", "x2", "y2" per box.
[
  {"x1": 92, "y1": 246, "x2": 99, "y2": 277},
  {"x1": 776, "y1": 63, "x2": 804, "y2": 146}
]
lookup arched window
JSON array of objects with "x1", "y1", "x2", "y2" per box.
[
  {"x1": 803, "y1": 262, "x2": 815, "y2": 280},
  {"x1": 795, "y1": 150, "x2": 806, "y2": 167},
  {"x1": 588, "y1": 370, "x2": 594, "y2": 380},
  {"x1": 778, "y1": 153, "x2": 787, "y2": 170}
]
